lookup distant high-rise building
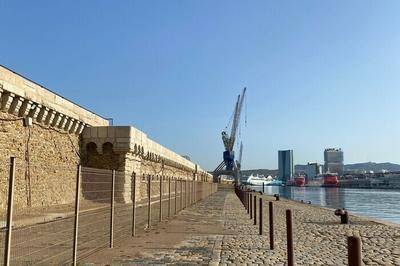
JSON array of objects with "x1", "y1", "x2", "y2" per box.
[
  {"x1": 278, "y1": 150, "x2": 294, "y2": 182},
  {"x1": 306, "y1": 162, "x2": 322, "y2": 180},
  {"x1": 324, "y1": 148, "x2": 344, "y2": 175}
]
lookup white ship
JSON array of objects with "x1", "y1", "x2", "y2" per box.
[{"x1": 246, "y1": 174, "x2": 273, "y2": 186}]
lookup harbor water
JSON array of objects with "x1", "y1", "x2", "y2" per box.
[{"x1": 248, "y1": 185, "x2": 400, "y2": 224}]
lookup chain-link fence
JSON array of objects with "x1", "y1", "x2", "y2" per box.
[{"x1": 0, "y1": 157, "x2": 218, "y2": 266}]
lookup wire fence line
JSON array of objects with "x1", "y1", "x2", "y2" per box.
[{"x1": 0, "y1": 157, "x2": 218, "y2": 266}]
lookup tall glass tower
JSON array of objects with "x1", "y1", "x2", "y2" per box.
[{"x1": 278, "y1": 150, "x2": 294, "y2": 182}]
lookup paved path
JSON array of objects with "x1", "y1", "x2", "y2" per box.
[
  {"x1": 80, "y1": 189, "x2": 230, "y2": 265},
  {"x1": 80, "y1": 189, "x2": 400, "y2": 265}
]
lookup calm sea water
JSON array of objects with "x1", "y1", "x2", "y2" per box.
[{"x1": 248, "y1": 185, "x2": 400, "y2": 224}]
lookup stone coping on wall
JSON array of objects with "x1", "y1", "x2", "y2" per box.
[
  {"x1": 0, "y1": 65, "x2": 109, "y2": 133},
  {"x1": 82, "y1": 126, "x2": 211, "y2": 177}
]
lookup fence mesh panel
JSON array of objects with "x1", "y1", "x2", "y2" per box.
[
  {"x1": 0, "y1": 160, "x2": 10, "y2": 266},
  {"x1": 0, "y1": 157, "x2": 215, "y2": 265},
  {"x1": 77, "y1": 167, "x2": 112, "y2": 260},
  {"x1": 113, "y1": 171, "x2": 133, "y2": 244},
  {"x1": 9, "y1": 162, "x2": 75, "y2": 265}
]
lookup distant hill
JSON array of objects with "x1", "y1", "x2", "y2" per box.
[
  {"x1": 344, "y1": 162, "x2": 400, "y2": 172},
  {"x1": 243, "y1": 162, "x2": 400, "y2": 176}
]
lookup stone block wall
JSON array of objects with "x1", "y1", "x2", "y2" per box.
[
  {"x1": 0, "y1": 111, "x2": 80, "y2": 210},
  {"x1": 0, "y1": 66, "x2": 109, "y2": 212},
  {"x1": 82, "y1": 126, "x2": 212, "y2": 203},
  {"x1": 0, "y1": 65, "x2": 212, "y2": 212}
]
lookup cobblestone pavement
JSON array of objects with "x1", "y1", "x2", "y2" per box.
[
  {"x1": 82, "y1": 189, "x2": 400, "y2": 265},
  {"x1": 222, "y1": 191, "x2": 400, "y2": 265}
]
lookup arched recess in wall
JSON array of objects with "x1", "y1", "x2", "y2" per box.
[
  {"x1": 83, "y1": 142, "x2": 120, "y2": 170},
  {"x1": 84, "y1": 142, "x2": 98, "y2": 166}
]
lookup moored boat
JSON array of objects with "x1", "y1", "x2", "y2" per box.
[
  {"x1": 246, "y1": 174, "x2": 273, "y2": 186},
  {"x1": 295, "y1": 176, "x2": 305, "y2": 187},
  {"x1": 323, "y1": 173, "x2": 339, "y2": 187}
]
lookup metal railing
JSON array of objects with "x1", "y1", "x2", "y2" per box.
[{"x1": 0, "y1": 157, "x2": 218, "y2": 266}]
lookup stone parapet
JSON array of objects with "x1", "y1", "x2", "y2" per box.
[
  {"x1": 82, "y1": 126, "x2": 212, "y2": 202},
  {"x1": 0, "y1": 65, "x2": 108, "y2": 132},
  {"x1": 82, "y1": 126, "x2": 210, "y2": 176}
]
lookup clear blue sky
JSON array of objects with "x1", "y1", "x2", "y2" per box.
[{"x1": 1, "y1": 1, "x2": 400, "y2": 170}]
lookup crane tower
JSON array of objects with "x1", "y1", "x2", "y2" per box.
[{"x1": 213, "y1": 87, "x2": 246, "y2": 184}]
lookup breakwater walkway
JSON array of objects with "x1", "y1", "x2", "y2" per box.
[{"x1": 81, "y1": 187, "x2": 400, "y2": 265}]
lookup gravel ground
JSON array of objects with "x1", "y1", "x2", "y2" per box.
[{"x1": 221, "y1": 191, "x2": 400, "y2": 265}]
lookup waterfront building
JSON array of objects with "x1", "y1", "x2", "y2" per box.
[
  {"x1": 306, "y1": 162, "x2": 322, "y2": 180},
  {"x1": 324, "y1": 148, "x2": 344, "y2": 176},
  {"x1": 278, "y1": 150, "x2": 294, "y2": 182}
]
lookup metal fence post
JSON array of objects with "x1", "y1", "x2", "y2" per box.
[
  {"x1": 132, "y1": 173, "x2": 136, "y2": 237},
  {"x1": 168, "y1": 177, "x2": 171, "y2": 218},
  {"x1": 159, "y1": 176, "x2": 163, "y2": 222},
  {"x1": 4, "y1": 157, "x2": 16, "y2": 266},
  {"x1": 348, "y1": 236, "x2": 362, "y2": 266},
  {"x1": 185, "y1": 180, "x2": 189, "y2": 208},
  {"x1": 180, "y1": 179, "x2": 183, "y2": 211},
  {"x1": 192, "y1": 180, "x2": 194, "y2": 204},
  {"x1": 72, "y1": 165, "x2": 82, "y2": 266},
  {"x1": 286, "y1": 209, "x2": 294, "y2": 266},
  {"x1": 259, "y1": 198, "x2": 263, "y2": 235},
  {"x1": 147, "y1": 175, "x2": 151, "y2": 229},
  {"x1": 269, "y1": 201, "x2": 274, "y2": 250},
  {"x1": 110, "y1": 170, "x2": 115, "y2": 248},
  {"x1": 188, "y1": 180, "x2": 191, "y2": 205},
  {"x1": 174, "y1": 178, "x2": 177, "y2": 214}
]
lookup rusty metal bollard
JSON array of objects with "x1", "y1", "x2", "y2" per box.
[
  {"x1": 269, "y1": 201, "x2": 274, "y2": 250},
  {"x1": 253, "y1": 195, "x2": 257, "y2": 225},
  {"x1": 348, "y1": 235, "x2": 362, "y2": 266},
  {"x1": 335, "y1": 208, "x2": 349, "y2": 224},
  {"x1": 286, "y1": 209, "x2": 294, "y2": 266},
  {"x1": 250, "y1": 193, "x2": 253, "y2": 219},
  {"x1": 259, "y1": 198, "x2": 263, "y2": 235},
  {"x1": 247, "y1": 191, "x2": 250, "y2": 213},
  {"x1": 244, "y1": 190, "x2": 247, "y2": 211}
]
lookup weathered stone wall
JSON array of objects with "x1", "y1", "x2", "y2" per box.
[
  {"x1": 81, "y1": 126, "x2": 213, "y2": 203},
  {"x1": 0, "y1": 112, "x2": 80, "y2": 210},
  {"x1": 0, "y1": 66, "x2": 212, "y2": 212},
  {"x1": 0, "y1": 66, "x2": 109, "y2": 212}
]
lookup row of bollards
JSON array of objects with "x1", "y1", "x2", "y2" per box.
[{"x1": 235, "y1": 186, "x2": 363, "y2": 266}]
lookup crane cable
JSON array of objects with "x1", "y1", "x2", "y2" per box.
[{"x1": 224, "y1": 102, "x2": 235, "y2": 133}]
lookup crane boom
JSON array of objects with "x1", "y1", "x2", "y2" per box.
[
  {"x1": 228, "y1": 87, "x2": 246, "y2": 151},
  {"x1": 238, "y1": 142, "x2": 243, "y2": 166}
]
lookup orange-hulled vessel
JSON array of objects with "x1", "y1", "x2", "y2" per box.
[
  {"x1": 294, "y1": 176, "x2": 305, "y2": 187},
  {"x1": 323, "y1": 174, "x2": 339, "y2": 187}
]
